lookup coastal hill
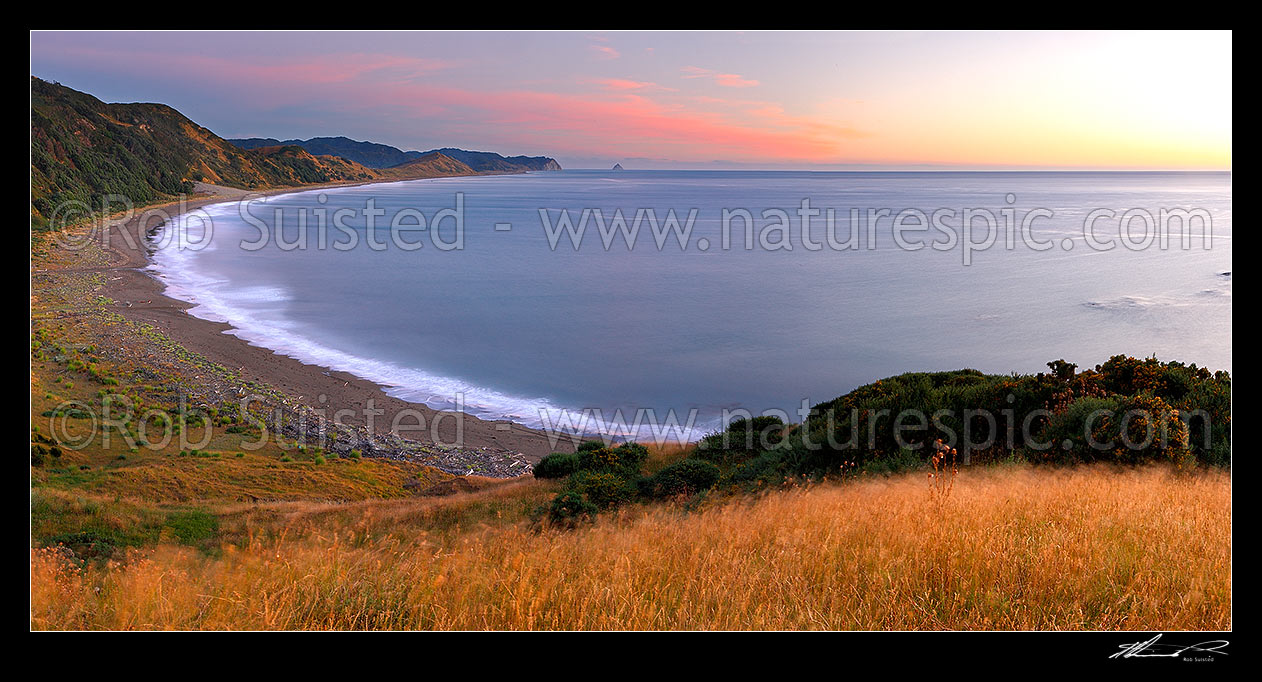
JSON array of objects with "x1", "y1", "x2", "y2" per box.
[
  {"x1": 378, "y1": 151, "x2": 475, "y2": 178},
  {"x1": 30, "y1": 77, "x2": 551, "y2": 229},
  {"x1": 425, "y1": 147, "x2": 562, "y2": 173},
  {"x1": 31, "y1": 78, "x2": 371, "y2": 227},
  {"x1": 228, "y1": 136, "x2": 562, "y2": 173},
  {"x1": 230, "y1": 136, "x2": 422, "y2": 168}
]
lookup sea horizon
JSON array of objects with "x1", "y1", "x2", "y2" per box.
[{"x1": 148, "y1": 168, "x2": 1232, "y2": 441}]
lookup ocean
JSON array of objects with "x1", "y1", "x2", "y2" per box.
[{"x1": 150, "y1": 170, "x2": 1232, "y2": 438}]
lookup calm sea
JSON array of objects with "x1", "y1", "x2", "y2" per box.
[{"x1": 150, "y1": 171, "x2": 1232, "y2": 438}]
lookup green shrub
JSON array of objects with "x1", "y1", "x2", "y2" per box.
[
  {"x1": 568, "y1": 470, "x2": 637, "y2": 509},
  {"x1": 697, "y1": 415, "x2": 786, "y2": 465},
  {"x1": 1039, "y1": 396, "x2": 1121, "y2": 461},
  {"x1": 1201, "y1": 440, "x2": 1232, "y2": 467},
  {"x1": 41, "y1": 406, "x2": 92, "y2": 419},
  {"x1": 642, "y1": 458, "x2": 720, "y2": 498},
  {"x1": 575, "y1": 442, "x2": 648, "y2": 476},
  {"x1": 1098, "y1": 394, "x2": 1192, "y2": 465},
  {"x1": 730, "y1": 450, "x2": 789, "y2": 485},
  {"x1": 534, "y1": 452, "x2": 579, "y2": 479},
  {"x1": 855, "y1": 447, "x2": 922, "y2": 476},
  {"x1": 548, "y1": 491, "x2": 599, "y2": 526}
]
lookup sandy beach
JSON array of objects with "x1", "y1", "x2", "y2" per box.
[{"x1": 55, "y1": 180, "x2": 568, "y2": 465}]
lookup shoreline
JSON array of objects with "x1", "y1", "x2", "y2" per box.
[{"x1": 66, "y1": 176, "x2": 572, "y2": 464}]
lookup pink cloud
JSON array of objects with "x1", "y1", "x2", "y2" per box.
[
  {"x1": 681, "y1": 66, "x2": 759, "y2": 88},
  {"x1": 42, "y1": 45, "x2": 864, "y2": 163},
  {"x1": 592, "y1": 78, "x2": 676, "y2": 92},
  {"x1": 365, "y1": 83, "x2": 866, "y2": 162},
  {"x1": 714, "y1": 73, "x2": 759, "y2": 88},
  {"x1": 591, "y1": 45, "x2": 620, "y2": 60}
]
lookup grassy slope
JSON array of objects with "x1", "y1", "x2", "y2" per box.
[
  {"x1": 30, "y1": 313, "x2": 452, "y2": 496},
  {"x1": 377, "y1": 151, "x2": 476, "y2": 179},
  {"x1": 31, "y1": 464, "x2": 1229, "y2": 630},
  {"x1": 30, "y1": 228, "x2": 456, "y2": 557}
]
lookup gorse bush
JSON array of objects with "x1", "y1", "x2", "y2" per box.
[
  {"x1": 704, "y1": 355, "x2": 1228, "y2": 486},
  {"x1": 534, "y1": 355, "x2": 1228, "y2": 527},
  {"x1": 533, "y1": 452, "x2": 579, "y2": 479},
  {"x1": 1041, "y1": 396, "x2": 1123, "y2": 461},
  {"x1": 538, "y1": 441, "x2": 718, "y2": 525},
  {"x1": 697, "y1": 415, "x2": 786, "y2": 465},
  {"x1": 729, "y1": 450, "x2": 789, "y2": 486},
  {"x1": 853, "y1": 447, "x2": 922, "y2": 477},
  {"x1": 1095, "y1": 394, "x2": 1192, "y2": 465},
  {"x1": 1040, "y1": 393, "x2": 1191, "y2": 464},
  {"x1": 576, "y1": 442, "x2": 648, "y2": 476},
  {"x1": 568, "y1": 470, "x2": 638, "y2": 510},
  {"x1": 548, "y1": 491, "x2": 598, "y2": 526},
  {"x1": 640, "y1": 459, "x2": 720, "y2": 498}
]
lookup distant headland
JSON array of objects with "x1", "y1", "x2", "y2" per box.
[
  {"x1": 228, "y1": 136, "x2": 563, "y2": 173},
  {"x1": 30, "y1": 76, "x2": 561, "y2": 228}
]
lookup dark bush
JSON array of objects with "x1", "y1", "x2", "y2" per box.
[
  {"x1": 642, "y1": 458, "x2": 720, "y2": 498},
  {"x1": 1098, "y1": 394, "x2": 1192, "y2": 465},
  {"x1": 855, "y1": 447, "x2": 922, "y2": 476},
  {"x1": 697, "y1": 415, "x2": 786, "y2": 465},
  {"x1": 534, "y1": 452, "x2": 579, "y2": 479},
  {"x1": 541, "y1": 442, "x2": 652, "y2": 523},
  {"x1": 548, "y1": 492, "x2": 599, "y2": 526},
  {"x1": 790, "y1": 356, "x2": 1228, "y2": 473},
  {"x1": 575, "y1": 442, "x2": 648, "y2": 476},
  {"x1": 730, "y1": 450, "x2": 790, "y2": 485},
  {"x1": 568, "y1": 470, "x2": 637, "y2": 509},
  {"x1": 1038, "y1": 396, "x2": 1121, "y2": 462},
  {"x1": 1039, "y1": 394, "x2": 1191, "y2": 464}
]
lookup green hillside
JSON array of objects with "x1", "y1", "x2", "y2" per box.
[{"x1": 29, "y1": 78, "x2": 471, "y2": 230}]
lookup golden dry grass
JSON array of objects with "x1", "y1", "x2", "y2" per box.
[
  {"x1": 30, "y1": 464, "x2": 1229, "y2": 631},
  {"x1": 643, "y1": 440, "x2": 695, "y2": 473}
]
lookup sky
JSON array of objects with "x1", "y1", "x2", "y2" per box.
[{"x1": 30, "y1": 30, "x2": 1232, "y2": 170}]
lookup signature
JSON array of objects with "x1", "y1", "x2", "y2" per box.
[{"x1": 1111, "y1": 634, "x2": 1230, "y2": 660}]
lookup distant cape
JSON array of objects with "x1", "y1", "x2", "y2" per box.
[
  {"x1": 612, "y1": 163, "x2": 625, "y2": 171},
  {"x1": 228, "y1": 136, "x2": 562, "y2": 173}
]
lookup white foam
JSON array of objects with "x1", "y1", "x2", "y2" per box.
[{"x1": 148, "y1": 209, "x2": 709, "y2": 442}]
